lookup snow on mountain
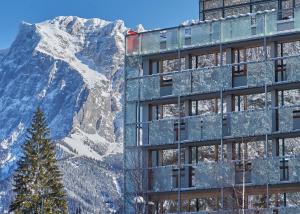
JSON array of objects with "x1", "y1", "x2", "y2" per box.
[{"x1": 0, "y1": 16, "x2": 127, "y2": 213}]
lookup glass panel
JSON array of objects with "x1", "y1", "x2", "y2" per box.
[
  {"x1": 211, "y1": 21, "x2": 221, "y2": 43},
  {"x1": 125, "y1": 55, "x2": 142, "y2": 78},
  {"x1": 221, "y1": 19, "x2": 232, "y2": 42},
  {"x1": 232, "y1": 16, "x2": 251, "y2": 41},
  {"x1": 192, "y1": 66, "x2": 231, "y2": 94},
  {"x1": 279, "y1": 107, "x2": 293, "y2": 132},
  {"x1": 125, "y1": 103, "x2": 136, "y2": 124},
  {"x1": 252, "y1": 158, "x2": 280, "y2": 185},
  {"x1": 152, "y1": 166, "x2": 173, "y2": 192},
  {"x1": 166, "y1": 29, "x2": 178, "y2": 51},
  {"x1": 279, "y1": 207, "x2": 300, "y2": 214},
  {"x1": 286, "y1": 56, "x2": 300, "y2": 81},
  {"x1": 188, "y1": 113, "x2": 222, "y2": 141},
  {"x1": 126, "y1": 34, "x2": 139, "y2": 55},
  {"x1": 255, "y1": 14, "x2": 265, "y2": 36},
  {"x1": 265, "y1": 12, "x2": 277, "y2": 35},
  {"x1": 230, "y1": 110, "x2": 272, "y2": 137},
  {"x1": 124, "y1": 194, "x2": 136, "y2": 213},
  {"x1": 289, "y1": 156, "x2": 300, "y2": 182},
  {"x1": 140, "y1": 75, "x2": 160, "y2": 100},
  {"x1": 172, "y1": 71, "x2": 191, "y2": 96},
  {"x1": 125, "y1": 170, "x2": 141, "y2": 193},
  {"x1": 126, "y1": 79, "x2": 139, "y2": 101},
  {"x1": 149, "y1": 120, "x2": 174, "y2": 145},
  {"x1": 141, "y1": 31, "x2": 160, "y2": 54},
  {"x1": 125, "y1": 125, "x2": 136, "y2": 147},
  {"x1": 295, "y1": 7, "x2": 300, "y2": 30},
  {"x1": 194, "y1": 161, "x2": 234, "y2": 189},
  {"x1": 191, "y1": 23, "x2": 211, "y2": 47},
  {"x1": 247, "y1": 61, "x2": 274, "y2": 87},
  {"x1": 124, "y1": 148, "x2": 140, "y2": 170}
]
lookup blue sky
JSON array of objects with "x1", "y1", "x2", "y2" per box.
[{"x1": 0, "y1": 0, "x2": 198, "y2": 49}]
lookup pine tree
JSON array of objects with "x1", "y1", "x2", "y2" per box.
[{"x1": 10, "y1": 107, "x2": 68, "y2": 213}]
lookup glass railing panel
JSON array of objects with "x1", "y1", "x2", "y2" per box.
[
  {"x1": 192, "y1": 66, "x2": 231, "y2": 94},
  {"x1": 221, "y1": 18, "x2": 232, "y2": 42},
  {"x1": 278, "y1": 107, "x2": 293, "y2": 132},
  {"x1": 126, "y1": 34, "x2": 139, "y2": 55},
  {"x1": 149, "y1": 119, "x2": 174, "y2": 145},
  {"x1": 295, "y1": 7, "x2": 300, "y2": 30},
  {"x1": 125, "y1": 103, "x2": 136, "y2": 124},
  {"x1": 191, "y1": 23, "x2": 211, "y2": 47},
  {"x1": 247, "y1": 61, "x2": 274, "y2": 87},
  {"x1": 141, "y1": 31, "x2": 160, "y2": 54},
  {"x1": 194, "y1": 161, "x2": 234, "y2": 189},
  {"x1": 230, "y1": 109, "x2": 272, "y2": 137},
  {"x1": 255, "y1": 13, "x2": 265, "y2": 36},
  {"x1": 125, "y1": 124, "x2": 136, "y2": 147},
  {"x1": 151, "y1": 166, "x2": 173, "y2": 192},
  {"x1": 278, "y1": 207, "x2": 300, "y2": 214},
  {"x1": 124, "y1": 148, "x2": 140, "y2": 170},
  {"x1": 172, "y1": 71, "x2": 192, "y2": 96},
  {"x1": 140, "y1": 75, "x2": 160, "y2": 100},
  {"x1": 252, "y1": 158, "x2": 280, "y2": 185},
  {"x1": 166, "y1": 29, "x2": 179, "y2": 51},
  {"x1": 211, "y1": 21, "x2": 221, "y2": 43},
  {"x1": 289, "y1": 155, "x2": 300, "y2": 182},
  {"x1": 222, "y1": 16, "x2": 252, "y2": 42},
  {"x1": 243, "y1": 209, "x2": 273, "y2": 214},
  {"x1": 286, "y1": 56, "x2": 300, "y2": 82},
  {"x1": 125, "y1": 55, "x2": 142, "y2": 79},
  {"x1": 188, "y1": 113, "x2": 222, "y2": 141},
  {"x1": 126, "y1": 79, "x2": 139, "y2": 101},
  {"x1": 265, "y1": 12, "x2": 278, "y2": 35},
  {"x1": 125, "y1": 170, "x2": 141, "y2": 193}
]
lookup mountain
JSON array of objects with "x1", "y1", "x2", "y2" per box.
[{"x1": 0, "y1": 16, "x2": 127, "y2": 213}]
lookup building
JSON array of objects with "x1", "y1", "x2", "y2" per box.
[{"x1": 124, "y1": 0, "x2": 300, "y2": 213}]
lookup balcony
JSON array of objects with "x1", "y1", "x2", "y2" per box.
[
  {"x1": 123, "y1": 106, "x2": 300, "y2": 147},
  {"x1": 148, "y1": 155, "x2": 300, "y2": 193},
  {"x1": 126, "y1": 7, "x2": 300, "y2": 56},
  {"x1": 125, "y1": 55, "x2": 300, "y2": 102}
]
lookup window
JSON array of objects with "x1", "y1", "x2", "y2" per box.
[
  {"x1": 190, "y1": 98, "x2": 222, "y2": 116},
  {"x1": 161, "y1": 149, "x2": 177, "y2": 166},
  {"x1": 280, "y1": 0, "x2": 294, "y2": 20},
  {"x1": 150, "y1": 102, "x2": 185, "y2": 120},
  {"x1": 172, "y1": 168, "x2": 185, "y2": 188},
  {"x1": 184, "y1": 28, "x2": 192, "y2": 46},
  {"x1": 277, "y1": 138, "x2": 300, "y2": 156},
  {"x1": 252, "y1": 2, "x2": 278, "y2": 13},
  {"x1": 192, "y1": 52, "x2": 224, "y2": 69},
  {"x1": 233, "y1": 93, "x2": 271, "y2": 112},
  {"x1": 191, "y1": 145, "x2": 221, "y2": 163},
  {"x1": 248, "y1": 195, "x2": 268, "y2": 209},
  {"x1": 232, "y1": 48, "x2": 247, "y2": 77},
  {"x1": 160, "y1": 31, "x2": 167, "y2": 49},
  {"x1": 174, "y1": 120, "x2": 187, "y2": 141},
  {"x1": 278, "y1": 89, "x2": 300, "y2": 106}
]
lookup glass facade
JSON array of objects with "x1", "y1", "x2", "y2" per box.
[{"x1": 124, "y1": 2, "x2": 300, "y2": 213}]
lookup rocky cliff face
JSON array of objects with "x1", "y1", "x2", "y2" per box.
[{"x1": 0, "y1": 16, "x2": 127, "y2": 213}]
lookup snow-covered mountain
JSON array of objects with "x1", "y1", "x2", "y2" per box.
[{"x1": 0, "y1": 16, "x2": 128, "y2": 213}]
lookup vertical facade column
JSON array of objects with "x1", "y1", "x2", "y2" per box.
[{"x1": 270, "y1": 42, "x2": 279, "y2": 157}]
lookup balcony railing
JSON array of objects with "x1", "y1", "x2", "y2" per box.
[
  {"x1": 126, "y1": 7, "x2": 300, "y2": 56},
  {"x1": 125, "y1": 55, "x2": 300, "y2": 102},
  {"x1": 124, "y1": 105, "x2": 300, "y2": 147},
  {"x1": 168, "y1": 207, "x2": 300, "y2": 214},
  {"x1": 148, "y1": 155, "x2": 300, "y2": 193}
]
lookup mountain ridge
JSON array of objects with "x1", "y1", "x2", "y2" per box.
[{"x1": 0, "y1": 16, "x2": 129, "y2": 213}]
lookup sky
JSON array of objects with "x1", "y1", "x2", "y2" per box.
[{"x1": 0, "y1": 0, "x2": 198, "y2": 49}]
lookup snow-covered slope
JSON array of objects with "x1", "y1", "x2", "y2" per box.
[{"x1": 0, "y1": 16, "x2": 127, "y2": 213}]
